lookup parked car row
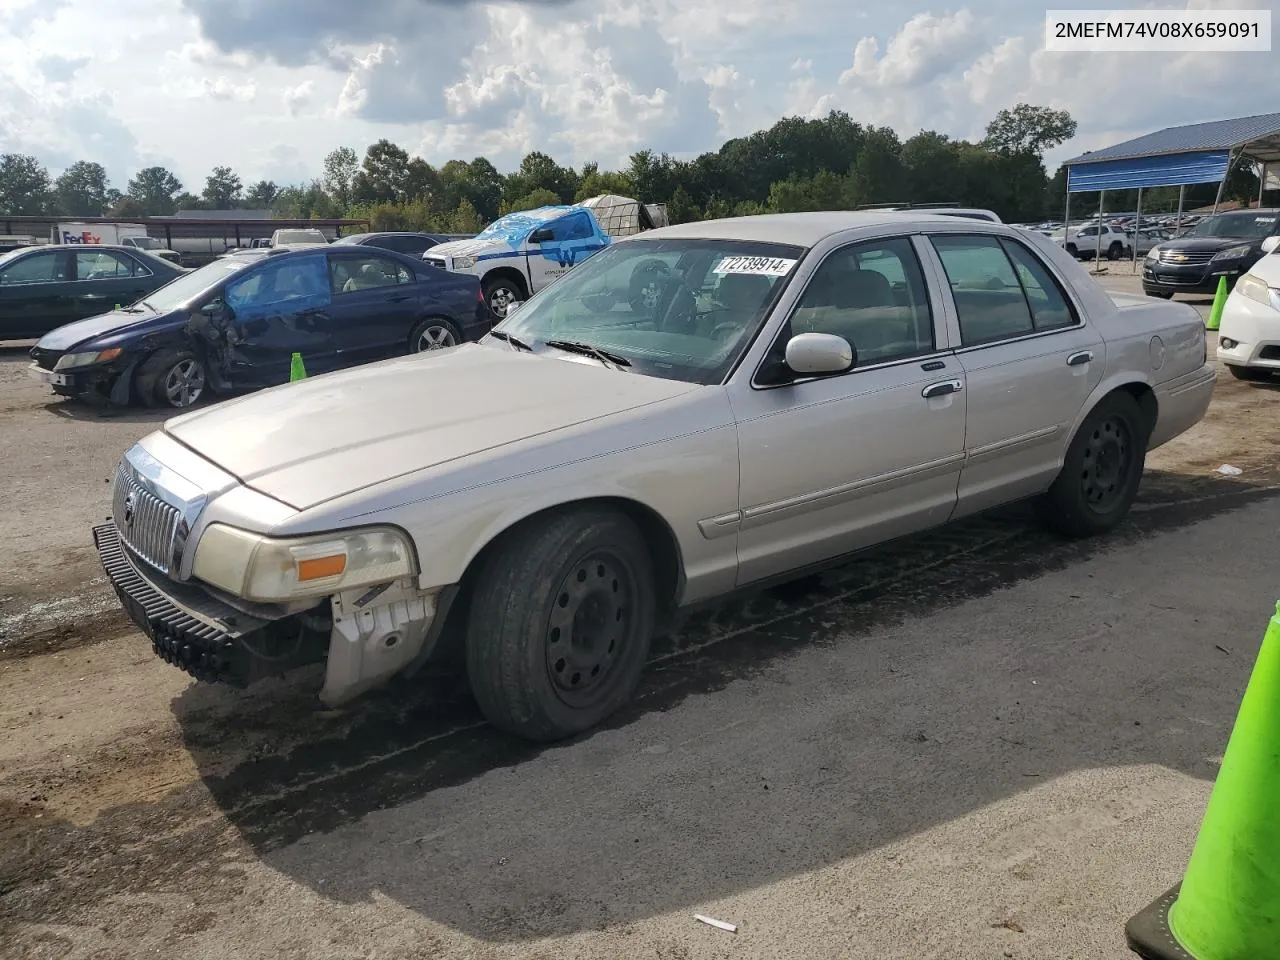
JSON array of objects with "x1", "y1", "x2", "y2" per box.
[{"x1": 84, "y1": 210, "x2": 1215, "y2": 742}]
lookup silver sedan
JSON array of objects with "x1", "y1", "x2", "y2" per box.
[{"x1": 92, "y1": 212, "x2": 1216, "y2": 741}]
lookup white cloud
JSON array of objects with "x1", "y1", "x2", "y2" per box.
[{"x1": 0, "y1": 0, "x2": 1276, "y2": 195}]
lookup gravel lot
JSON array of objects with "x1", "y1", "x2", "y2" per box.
[{"x1": 3, "y1": 272, "x2": 1280, "y2": 959}]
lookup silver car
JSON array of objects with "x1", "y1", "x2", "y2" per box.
[{"x1": 92, "y1": 212, "x2": 1216, "y2": 741}]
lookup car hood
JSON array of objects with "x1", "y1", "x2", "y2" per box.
[
  {"x1": 34, "y1": 305, "x2": 162, "y2": 351},
  {"x1": 162, "y1": 343, "x2": 701, "y2": 510},
  {"x1": 1158, "y1": 236, "x2": 1260, "y2": 252},
  {"x1": 427, "y1": 236, "x2": 507, "y2": 259}
]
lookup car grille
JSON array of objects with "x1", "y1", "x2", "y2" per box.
[
  {"x1": 112, "y1": 461, "x2": 181, "y2": 574},
  {"x1": 423, "y1": 256, "x2": 448, "y2": 270},
  {"x1": 1158, "y1": 251, "x2": 1214, "y2": 265}
]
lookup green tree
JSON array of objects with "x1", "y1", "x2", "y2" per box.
[
  {"x1": 127, "y1": 166, "x2": 183, "y2": 215},
  {"x1": 507, "y1": 188, "x2": 561, "y2": 213},
  {"x1": 244, "y1": 179, "x2": 280, "y2": 208},
  {"x1": 506, "y1": 151, "x2": 577, "y2": 204},
  {"x1": 202, "y1": 165, "x2": 243, "y2": 208},
  {"x1": 353, "y1": 139, "x2": 411, "y2": 205},
  {"x1": 667, "y1": 184, "x2": 700, "y2": 223},
  {"x1": 110, "y1": 196, "x2": 147, "y2": 218},
  {"x1": 0, "y1": 154, "x2": 52, "y2": 215},
  {"x1": 449, "y1": 198, "x2": 484, "y2": 233},
  {"x1": 574, "y1": 162, "x2": 635, "y2": 201},
  {"x1": 847, "y1": 126, "x2": 904, "y2": 205},
  {"x1": 322, "y1": 146, "x2": 359, "y2": 209},
  {"x1": 404, "y1": 158, "x2": 438, "y2": 204},
  {"x1": 53, "y1": 161, "x2": 111, "y2": 216},
  {"x1": 767, "y1": 170, "x2": 849, "y2": 213},
  {"x1": 983, "y1": 104, "x2": 1077, "y2": 156}
]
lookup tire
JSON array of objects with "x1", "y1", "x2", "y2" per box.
[
  {"x1": 1107, "y1": 242, "x2": 1123, "y2": 261},
  {"x1": 409, "y1": 317, "x2": 462, "y2": 353},
  {"x1": 135, "y1": 348, "x2": 208, "y2": 409},
  {"x1": 1227, "y1": 364, "x2": 1272, "y2": 382},
  {"x1": 465, "y1": 508, "x2": 657, "y2": 742},
  {"x1": 482, "y1": 274, "x2": 527, "y2": 320},
  {"x1": 1065, "y1": 244, "x2": 1078, "y2": 259},
  {"x1": 1034, "y1": 391, "x2": 1150, "y2": 539}
]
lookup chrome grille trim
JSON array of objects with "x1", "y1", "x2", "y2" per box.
[
  {"x1": 1158, "y1": 251, "x2": 1214, "y2": 265},
  {"x1": 112, "y1": 460, "x2": 182, "y2": 574}
]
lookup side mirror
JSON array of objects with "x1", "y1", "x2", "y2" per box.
[
  {"x1": 529, "y1": 228, "x2": 554, "y2": 244},
  {"x1": 200, "y1": 300, "x2": 226, "y2": 319},
  {"x1": 1262, "y1": 236, "x2": 1280, "y2": 255},
  {"x1": 784, "y1": 332, "x2": 854, "y2": 376}
]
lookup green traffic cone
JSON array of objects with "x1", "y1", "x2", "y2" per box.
[
  {"x1": 1126, "y1": 600, "x2": 1280, "y2": 960},
  {"x1": 1205, "y1": 276, "x2": 1227, "y2": 331},
  {"x1": 289, "y1": 352, "x2": 307, "y2": 381}
]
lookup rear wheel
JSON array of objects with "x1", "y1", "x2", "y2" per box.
[
  {"x1": 465, "y1": 508, "x2": 656, "y2": 742},
  {"x1": 136, "y1": 348, "x2": 208, "y2": 409},
  {"x1": 1035, "y1": 391, "x2": 1150, "y2": 538},
  {"x1": 1107, "y1": 241, "x2": 1124, "y2": 260},
  {"x1": 409, "y1": 318, "x2": 461, "y2": 352}
]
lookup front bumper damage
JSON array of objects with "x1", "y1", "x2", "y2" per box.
[{"x1": 92, "y1": 520, "x2": 457, "y2": 704}]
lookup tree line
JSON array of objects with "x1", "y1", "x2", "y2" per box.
[{"x1": 0, "y1": 104, "x2": 1270, "y2": 232}]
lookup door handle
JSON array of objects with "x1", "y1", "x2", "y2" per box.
[
  {"x1": 922, "y1": 379, "x2": 963, "y2": 399},
  {"x1": 388, "y1": 294, "x2": 412, "y2": 302},
  {"x1": 1067, "y1": 350, "x2": 1094, "y2": 367}
]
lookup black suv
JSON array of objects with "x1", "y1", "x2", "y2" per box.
[{"x1": 1143, "y1": 208, "x2": 1280, "y2": 298}]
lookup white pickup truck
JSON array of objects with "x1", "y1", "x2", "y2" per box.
[{"x1": 424, "y1": 195, "x2": 664, "y2": 318}]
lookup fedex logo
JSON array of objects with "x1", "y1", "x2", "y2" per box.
[{"x1": 62, "y1": 231, "x2": 102, "y2": 244}]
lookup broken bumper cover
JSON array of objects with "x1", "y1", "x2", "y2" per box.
[{"x1": 91, "y1": 521, "x2": 323, "y2": 685}]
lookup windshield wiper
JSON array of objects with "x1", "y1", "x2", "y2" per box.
[
  {"x1": 545, "y1": 339, "x2": 632, "y2": 367},
  {"x1": 488, "y1": 329, "x2": 533, "y2": 352}
]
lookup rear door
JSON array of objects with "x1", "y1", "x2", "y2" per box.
[
  {"x1": 70, "y1": 249, "x2": 155, "y2": 317},
  {"x1": 926, "y1": 232, "x2": 1105, "y2": 518},
  {"x1": 0, "y1": 249, "x2": 74, "y2": 337},
  {"x1": 327, "y1": 252, "x2": 422, "y2": 366},
  {"x1": 220, "y1": 252, "x2": 336, "y2": 384}
]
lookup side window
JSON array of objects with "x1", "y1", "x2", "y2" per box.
[
  {"x1": 225, "y1": 254, "x2": 331, "y2": 319},
  {"x1": 548, "y1": 211, "x2": 595, "y2": 242},
  {"x1": 0, "y1": 251, "x2": 65, "y2": 285},
  {"x1": 329, "y1": 255, "x2": 407, "y2": 294},
  {"x1": 785, "y1": 237, "x2": 934, "y2": 367},
  {"x1": 999, "y1": 239, "x2": 1079, "y2": 332},
  {"x1": 929, "y1": 235, "x2": 1034, "y2": 346},
  {"x1": 75, "y1": 250, "x2": 148, "y2": 280},
  {"x1": 1079, "y1": 226, "x2": 1097, "y2": 237}
]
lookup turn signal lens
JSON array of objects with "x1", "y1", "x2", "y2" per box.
[{"x1": 297, "y1": 554, "x2": 347, "y2": 581}]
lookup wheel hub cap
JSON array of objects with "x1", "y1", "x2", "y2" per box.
[
  {"x1": 1081, "y1": 416, "x2": 1130, "y2": 510},
  {"x1": 546, "y1": 555, "x2": 630, "y2": 707},
  {"x1": 165, "y1": 360, "x2": 204, "y2": 407}
]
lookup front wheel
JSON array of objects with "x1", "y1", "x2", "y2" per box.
[
  {"x1": 1035, "y1": 391, "x2": 1150, "y2": 538},
  {"x1": 482, "y1": 275, "x2": 527, "y2": 320},
  {"x1": 136, "y1": 348, "x2": 208, "y2": 409},
  {"x1": 465, "y1": 508, "x2": 656, "y2": 742},
  {"x1": 409, "y1": 318, "x2": 461, "y2": 352}
]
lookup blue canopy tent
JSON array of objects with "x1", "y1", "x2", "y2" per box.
[{"x1": 1060, "y1": 112, "x2": 1280, "y2": 268}]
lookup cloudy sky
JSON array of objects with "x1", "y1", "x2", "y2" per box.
[{"x1": 1, "y1": 0, "x2": 1276, "y2": 193}]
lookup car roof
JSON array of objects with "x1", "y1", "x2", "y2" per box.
[{"x1": 633, "y1": 211, "x2": 1017, "y2": 247}]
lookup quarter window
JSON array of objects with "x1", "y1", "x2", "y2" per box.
[
  {"x1": 999, "y1": 239, "x2": 1078, "y2": 331},
  {"x1": 330, "y1": 255, "x2": 411, "y2": 294},
  {"x1": 783, "y1": 237, "x2": 934, "y2": 367}
]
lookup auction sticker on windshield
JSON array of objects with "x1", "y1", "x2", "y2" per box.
[{"x1": 713, "y1": 256, "x2": 798, "y2": 276}]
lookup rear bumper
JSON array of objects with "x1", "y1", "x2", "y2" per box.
[
  {"x1": 1149, "y1": 363, "x2": 1217, "y2": 450},
  {"x1": 92, "y1": 521, "x2": 324, "y2": 685}
]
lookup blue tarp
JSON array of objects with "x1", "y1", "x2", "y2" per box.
[
  {"x1": 476, "y1": 204, "x2": 610, "y2": 268},
  {"x1": 1067, "y1": 151, "x2": 1231, "y2": 193}
]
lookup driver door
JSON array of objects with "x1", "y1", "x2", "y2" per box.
[
  {"x1": 525, "y1": 210, "x2": 609, "y2": 294},
  {"x1": 219, "y1": 253, "x2": 336, "y2": 385},
  {"x1": 728, "y1": 236, "x2": 967, "y2": 587}
]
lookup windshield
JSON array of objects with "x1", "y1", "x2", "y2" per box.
[
  {"x1": 275, "y1": 230, "x2": 327, "y2": 244},
  {"x1": 129, "y1": 237, "x2": 162, "y2": 249},
  {"x1": 1185, "y1": 213, "x2": 1279, "y2": 239},
  {"x1": 131, "y1": 256, "x2": 262, "y2": 311},
  {"x1": 492, "y1": 237, "x2": 807, "y2": 385}
]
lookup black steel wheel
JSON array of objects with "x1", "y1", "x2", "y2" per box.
[
  {"x1": 1035, "y1": 391, "x2": 1149, "y2": 538},
  {"x1": 465, "y1": 508, "x2": 656, "y2": 741}
]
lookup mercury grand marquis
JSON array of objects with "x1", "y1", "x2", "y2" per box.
[{"x1": 91, "y1": 212, "x2": 1216, "y2": 742}]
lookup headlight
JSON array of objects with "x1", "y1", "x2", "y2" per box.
[
  {"x1": 191, "y1": 524, "x2": 418, "y2": 602},
  {"x1": 54, "y1": 348, "x2": 123, "y2": 371},
  {"x1": 1146, "y1": 246, "x2": 1160, "y2": 260},
  {"x1": 452, "y1": 256, "x2": 476, "y2": 269},
  {"x1": 1211, "y1": 244, "x2": 1252, "y2": 262},
  {"x1": 1235, "y1": 274, "x2": 1280, "y2": 312}
]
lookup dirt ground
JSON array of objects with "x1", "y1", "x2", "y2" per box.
[{"x1": 3, "y1": 275, "x2": 1280, "y2": 959}]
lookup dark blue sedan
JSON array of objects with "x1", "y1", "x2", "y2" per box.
[{"x1": 28, "y1": 245, "x2": 491, "y2": 409}]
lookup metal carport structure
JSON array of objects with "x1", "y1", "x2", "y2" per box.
[{"x1": 1060, "y1": 112, "x2": 1280, "y2": 269}]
